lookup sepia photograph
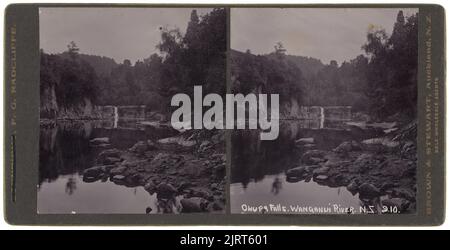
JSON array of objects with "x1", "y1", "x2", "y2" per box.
[
  {"x1": 38, "y1": 7, "x2": 227, "y2": 214},
  {"x1": 230, "y1": 8, "x2": 418, "y2": 214}
]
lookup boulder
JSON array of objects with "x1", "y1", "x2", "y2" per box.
[
  {"x1": 314, "y1": 175, "x2": 328, "y2": 181},
  {"x1": 103, "y1": 157, "x2": 122, "y2": 165},
  {"x1": 312, "y1": 166, "x2": 329, "y2": 176},
  {"x1": 334, "y1": 140, "x2": 362, "y2": 153},
  {"x1": 110, "y1": 166, "x2": 127, "y2": 176},
  {"x1": 346, "y1": 180, "x2": 359, "y2": 193},
  {"x1": 156, "y1": 183, "x2": 178, "y2": 199},
  {"x1": 83, "y1": 166, "x2": 104, "y2": 179},
  {"x1": 98, "y1": 148, "x2": 120, "y2": 159},
  {"x1": 362, "y1": 137, "x2": 400, "y2": 152},
  {"x1": 301, "y1": 150, "x2": 327, "y2": 165},
  {"x1": 358, "y1": 183, "x2": 380, "y2": 198},
  {"x1": 295, "y1": 137, "x2": 314, "y2": 144},
  {"x1": 302, "y1": 144, "x2": 316, "y2": 149},
  {"x1": 146, "y1": 140, "x2": 158, "y2": 151},
  {"x1": 180, "y1": 197, "x2": 209, "y2": 213},
  {"x1": 158, "y1": 136, "x2": 196, "y2": 148},
  {"x1": 382, "y1": 198, "x2": 410, "y2": 211},
  {"x1": 90, "y1": 137, "x2": 110, "y2": 145},
  {"x1": 129, "y1": 141, "x2": 148, "y2": 154},
  {"x1": 144, "y1": 181, "x2": 157, "y2": 194},
  {"x1": 111, "y1": 175, "x2": 126, "y2": 182},
  {"x1": 189, "y1": 187, "x2": 213, "y2": 201},
  {"x1": 286, "y1": 166, "x2": 306, "y2": 178},
  {"x1": 207, "y1": 201, "x2": 224, "y2": 212}
]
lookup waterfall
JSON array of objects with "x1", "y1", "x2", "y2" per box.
[
  {"x1": 113, "y1": 106, "x2": 118, "y2": 128},
  {"x1": 319, "y1": 106, "x2": 324, "y2": 129}
]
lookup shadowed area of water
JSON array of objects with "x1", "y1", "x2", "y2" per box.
[
  {"x1": 38, "y1": 120, "x2": 181, "y2": 214},
  {"x1": 230, "y1": 118, "x2": 379, "y2": 214}
]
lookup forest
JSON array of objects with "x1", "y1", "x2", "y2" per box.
[
  {"x1": 41, "y1": 10, "x2": 417, "y2": 123},
  {"x1": 40, "y1": 8, "x2": 226, "y2": 118},
  {"x1": 232, "y1": 10, "x2": 418, "y2": 122}
]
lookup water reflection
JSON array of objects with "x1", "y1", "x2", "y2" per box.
[
  {"x1": 231, "y1": 118, "x2": 379, "y2": 214},
  {"x1": 38, "y1": 119, "x2": 173, "y2": 214}
]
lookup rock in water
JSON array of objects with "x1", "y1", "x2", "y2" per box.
[
  {"x1": 110, "y1": 166, "x2": 127, "y2": 176},
  {"x1": 144, "y1": 181, "x2": 157, "y2": 194},
  {"x1": 382, "y1": 198, "x2": 410, "y2": 211},
  {"x1": 358, "y1": 183, "x2": 380, "y2": 198},
  {"x1": 98, "y1": 148, "x2": 120, "y2": 159},
  {"x1": 103, "y1": 157, "x2": 121, "y2": 165},
  {"x1": 90, "y1": 137, "x2": 110, "y2": 145},
  {"x1": 301, "y1": 150, "x2": 327, "y2": 165},
  {"x1": 286, "y1": 166, "x2": 306, "y2": 178},
  {"x1": 312, "y1": 166, "x2": 329, "y2": 176},
  {"x1": 147, "y1": 140, "x2": 158, "y2": 151},
  {"x1": 129, "y1": 141, "x2": 148, "y2": 155},
  {"x1": 156, "y1": 183, "x2": 177, "y2": 199},
  {"x1": 346, "y1": 180, "x2": 359, "y2": 194},
  {"x1": 334, "y1": 140, "x2": 362, "y2": 153},
  {"x1": 314, "y1": 175, "x2": 328, "y2": 181},
  {"x1": 181, "y1": 197, "x2": 208, "y2": 213},
  {"x1": 295, "y1": 137, "x2": 314, "y2": 144},
  {"x1": 83, "y1": 166, "x2": 104, "y2": 179}
]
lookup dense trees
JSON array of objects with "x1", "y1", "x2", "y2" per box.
[
  {"x1": 41, "y1": 9, "x2": 416, "y2": 123},
  {"x1": 363, "y1": 11, "x2": 418, "y2": 120},
  {"x1": 232, "y1": 10, "x2": 418, "y2": 122},
  {"x1": 41, "y1": 8, "x2": 226, "y2": 116}
]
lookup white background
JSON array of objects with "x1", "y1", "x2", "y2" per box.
[{"x1": 0, "y1": 0, "x2": 448, "y2": 230}]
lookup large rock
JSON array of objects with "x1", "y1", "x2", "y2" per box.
[
  {"x1": 98, "y1": 148, "x2": 121, "y2": 159},
  {"x1": 314, "y1": 175, "x2": 328, "y2": 181},
  {"x1": 382, "y1": 198, "x2": 410, "y2": 211},
  {"x1": 144, "y1": 181, "x2": 157, "y2": 194},
  {"x1": 180, "y1": 197, "x2": 209, "y2": 213},
  {"x1": 334, "y1": 140, "x2": 362, "y2": 153},
  {"x1": 156, "y1": 183, "x2": 178, "y2": 199},
  {"x1": 147, "y1": 140, "x2": 158, "y2": 151},
  {"x1": 111, "y1": 175, "x2": 126, "y2": 183},
  {"x1": 346, "y1": 180, "x2": 359, "y2": 193},
  {"x1": 362, "y1": 137, "x2": 400, "y2": 152},
  {"x1": 103, "y1": 157, "x2": 122, "y2": 165},
  {"x1": 90, "y1": 137, "x2": 110, "y2": 145},
  {"x1": 83, "y1": 166, "x2": 104, "y2": 179},
  {"x1": 286, "y1": 166, "x2": 306, "y2": 178},
  {"x1": 312, "y1": 166, "x2": 329, "y2": 176},
  {"x1": 358, "y1": 183, "x2": 380, "y2": 198},
  {"x1": 295, "y1": 137, "x2": 314, "y2": 144},
  {"x1": 158, "y1": 136, "x2": 196, "y2": 148},
  {"x1": 129, "y1": 141, "x2": 148, "y2": 155},
  {"x1": 83, "y1": 166, "x2": 105, "y2": 182},
  {"x1": 301, "y1": 150, "x2": 327, "y2": 165},
  {"x1": 110, "y1": 166, "x2": 127, "y2": 176}
]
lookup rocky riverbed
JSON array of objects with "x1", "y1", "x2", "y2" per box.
[
  {"x1": 83, "y1": 129, "x2": 226, "y2": 213},
  {"x1": 287, "y1": 122, "x2": 417, "y2": 213}
]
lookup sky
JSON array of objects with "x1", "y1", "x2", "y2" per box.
[
  {"x1": 39, "y1": 8, "x2": 211, "y2": 64},
  {"x1": 231, "y1": 8, "x2": 418, "y2": 64},
  {"x1": 40, "y1": 8, "x2": 418, "y2": 65}
]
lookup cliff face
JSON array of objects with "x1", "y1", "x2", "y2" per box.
[{"x1": 40, "y1": 84, "x2": 102, "y2": 120}]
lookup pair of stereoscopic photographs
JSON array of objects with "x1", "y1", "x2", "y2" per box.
[{"x1": 36, "y1": 7, "x2": 421, "y2": 216}]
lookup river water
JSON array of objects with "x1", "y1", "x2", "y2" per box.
[{"x1": 230, "y1": 119, "x2": 379, "y2": 214}]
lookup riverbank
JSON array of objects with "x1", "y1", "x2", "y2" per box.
[
  {"x1": 287, "y1": 121, "x2": 417, "y2": 213},
  {"x1": 82, "y1": 129, "x2": 226, "y2": 213}
]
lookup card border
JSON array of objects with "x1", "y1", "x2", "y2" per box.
[{"x1": 3, "y1": 3, "x2": 446, "y2": 226}]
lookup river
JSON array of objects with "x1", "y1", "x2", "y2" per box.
[
  {"x1": 230, "y1": 119, "x2": 382, "y2": 214},
  {"x1": 38, "y1": 119, "x2": 182, "y2": 214}
]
